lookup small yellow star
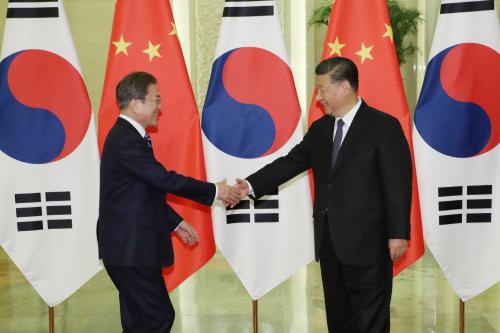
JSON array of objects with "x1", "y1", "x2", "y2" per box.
[
  {"x1": 169, "y1": 22, "x2": 177, "y2": 36},
  {"x1": 382, "y1": 24, "x2": 393, "y2": 43},
  {"x1": 112, "y1": 35, "x2": 132, "y2": 56},
  {"x1": 327, "y1": 37, "x2": 346, "y2": 56},
  {"x1": 355, "y1": 42, "x2": 374, "y2": 64},
  {"x1": 142, "y1": 41, "x2": 161, "y2": 62}
]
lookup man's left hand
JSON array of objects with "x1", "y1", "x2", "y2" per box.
[
  {"x1": 175, "y1": 221, "x2": 199, "y2": 246},
  {"x1": 388, "y1": 239, "x2": 408, "y2": 261}
]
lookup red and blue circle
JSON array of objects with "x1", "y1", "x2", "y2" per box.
[
  {"x1": 0, "y1": 49, "x2": 91, "y2": 164},
  {"x1": 202, "y1": 47, "x2": 301, "y2": 159},
  {"x1": 415, "y1": 43, "x2": 499, "y2": 157}
]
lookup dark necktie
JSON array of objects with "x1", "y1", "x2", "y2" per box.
[
  {"x1": 144, "y1": 133, "x2": 152, "y2": 148},
  {"x1": 331, "y1": 119, "x2": 344, "y2": 169}
]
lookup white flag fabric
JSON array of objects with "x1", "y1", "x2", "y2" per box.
[
  {"x1": 201, "y1": 1, "x2": 314, "y2": 299},
  {"x1": 0, "y1": 0, "x2": 101, "y2": 306},
  {"x1": 413, "y1": 0, "x2": 500, "y2": 301}
]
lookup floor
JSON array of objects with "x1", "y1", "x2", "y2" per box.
[{"x1": 0, "y1": 247, "x2": 499, "y2": 332}]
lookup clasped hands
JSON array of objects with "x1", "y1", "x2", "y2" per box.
[
  {"x1": 176, "y1": 179, "x2": 249, "y2": 247},
  {"x1": 215, "y1": 178, "x2": 250, "y2": 207}
]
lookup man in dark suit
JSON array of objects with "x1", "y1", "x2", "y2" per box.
[
  {"x1": 236, "y1": 57, "x2": 412, "y2": 333},
  {"x1": 97, "y1": 71, "x2": 240, "y2": 333}
]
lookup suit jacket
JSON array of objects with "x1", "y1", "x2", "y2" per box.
[
  {"x1": 247, "y1": 101, "x2": 412, "y2": 266},
  {"x1": 97, "y1": 117, "x2": 215, "y2": 267}
]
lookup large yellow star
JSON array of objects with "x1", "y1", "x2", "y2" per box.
[
  {"x1": 328, "y1": 37, "x2": 345, "y2": 56},
  {"x1": 382, "y1": 24, "x2": 393, "y2": 43},
  {"x1": 142, "y1": 41, "x2": 161, "y2": 62},
  {"x1": 355, "y1": 42, "x2": 374, "y2": 64},
  {"x1": 112, "y1": 35, "x2": 132, "y2": 56},
  {"x1": 169, "y1": 22, "x2": 177, "y2": 36}
]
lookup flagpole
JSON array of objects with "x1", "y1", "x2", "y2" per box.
[
  {"x1": 253, "y1": 300, "x2": 258, "y2": 333},
  {"x1": 48, "y1": 306, "x2": 54, "y2": 333},
  {"x1": 459, "y1": 300, "x2": 465, "y2": 333}
]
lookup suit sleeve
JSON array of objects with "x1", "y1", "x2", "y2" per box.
[
  {"x1": 246, "y1": 122, "x2": 315, "y2": 199},
  {"x1": 119, "y1": 138, "x2": 216, "y2": 206},
  {"x1": 166, "y1": 203, "x2": 183, "y2": 232},
  {"x1": 378, "y1": 117, "x2": 412, "y2": 239}
]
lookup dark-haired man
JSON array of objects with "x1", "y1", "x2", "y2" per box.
[
  {"x1": 236, "y1": 57, "x2": 412, "y2": 333},
  {"x1": 97, "y1": 71, "x2": 240, "y2": 332}
]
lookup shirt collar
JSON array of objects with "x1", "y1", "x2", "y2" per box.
[
  {"x1": 337, "y1": 97, "x2": 362, "y2": 128},
  {"x1": 119, "y1": 114, "x2": 146, "y2": 138}
]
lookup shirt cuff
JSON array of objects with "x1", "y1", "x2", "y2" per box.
[
  {"x1": 173, "y1": 220, "x2": 184, "y2": 232},
  {"x1": 246, "y1": 179, "x2": 255, "y2": 196}
]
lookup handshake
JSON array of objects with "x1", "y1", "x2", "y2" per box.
[
  {"x1": 175, "y1": 178, "x2": 250, "y2": 246},
  {"x1": 216, "y1": 178, "x2": 251, "y2": 207}
]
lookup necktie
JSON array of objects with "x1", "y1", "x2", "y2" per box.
[
  {"x1": 331, "y1": 119, "x2": 344, "y2": 169},
  {"x1": 144, "y1": 133, "x2": 152, "y2": 148}
]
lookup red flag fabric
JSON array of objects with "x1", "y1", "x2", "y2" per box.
[
  {"x1": 308, "y1": 0, "x2": 424, "y2": 275},
  {"x1": 98, "y1": 0, "x2": 214, "y2": 290}
]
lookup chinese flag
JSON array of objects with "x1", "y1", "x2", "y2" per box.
[
  {"x1": 98, "y1": 0, "x2": 215, "y2": 290},
  {"x1": 308, "y1": 0, "x2": 424, "y2": 275}
]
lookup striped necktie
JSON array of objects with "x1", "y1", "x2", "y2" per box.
[
  {"x1": 144, "y1": 133, "x2": 152, "y2": 148},
  {"x1": 331, "y1": 119, "x2": 344, "y2": 169}
]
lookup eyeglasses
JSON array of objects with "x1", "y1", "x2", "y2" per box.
[{"x1": 138, "y1": 97, "x2": 161, "y2": 106}]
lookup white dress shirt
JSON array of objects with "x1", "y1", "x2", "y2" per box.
[{"x1": 332, "y1": 97, "x2": 362, "y2": 145}]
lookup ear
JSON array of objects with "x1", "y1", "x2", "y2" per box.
[
  {"x1": 129, "y1": 99, "x2": 141, "y2": 114},
  {"x1": 341, "y1": 81, "x2": 351, "y2": 94}
]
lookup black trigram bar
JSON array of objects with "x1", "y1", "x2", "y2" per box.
[
  {"x1": 46, "y1": 191, "x2": 71, "y2": 201},
  {"x1": 16, "y1": 207, "x2": 42, "y2": 217},
  {"x1": 15, "y1": 193, "x2": 41, "y2": 203},
  {"x1": 227, "y1": 214, "x2": 250, "y2": 224},
  {"x1": 438, "y1": 200, "x2": 462, "y2": 211},
  {"x1": 254, "y1": 199, "x2": 279, "y2": 209},
  {"x1": 467, "y1": 185, "x2": 492, "y2": 195},
  {"x1": 17, "y1": 221, "x2": 43, "y2": 231},
  {"x1": 227, "y1": 200, "x2": 250, "y2": 210},
  {"x1": 7, "y1": 7, "x2": 59, "y2": 18},
  {"x1": 255, "y1": 213, "x2": 279, "y2": 223},
  {"x1": 46, "y1": 205, "x2": 71, "y2": 215},
  {"x1": 466, "y1": 213, "x2": 491, "y2": 223},
  {"x1": 439, "y1": 214, "x2": 462, "y2": 225},
  {"x1": 441, "y1": 0, "x2": 494, "y2": 14},
  {"x1": 467, "y1": 199, "x2": 492, "y2": 209},
  {"x1": 48, "y1": 219, "x2": 72, "y2": 229},
  {"x1": 438, "y1": 186, "x2": 463, "y2": 197},
  {"x1": 223, "y1": 6, "x2": 274, "y2": 17}
]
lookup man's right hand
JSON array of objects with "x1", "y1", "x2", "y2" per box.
[
  {"x1": 216, "y1": 179, "x2": 241, "y2": 206},
  {"x1": 235, "y1": 178, "x2": 250, "y2": 199}
]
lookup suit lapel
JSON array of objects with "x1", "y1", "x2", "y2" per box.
[
  {"x1": 331, "y1": 102, "x2": 369, "y2": 176},
  {"x1": 324, "y1": 116, "x2": 335, "y2": 171}
]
